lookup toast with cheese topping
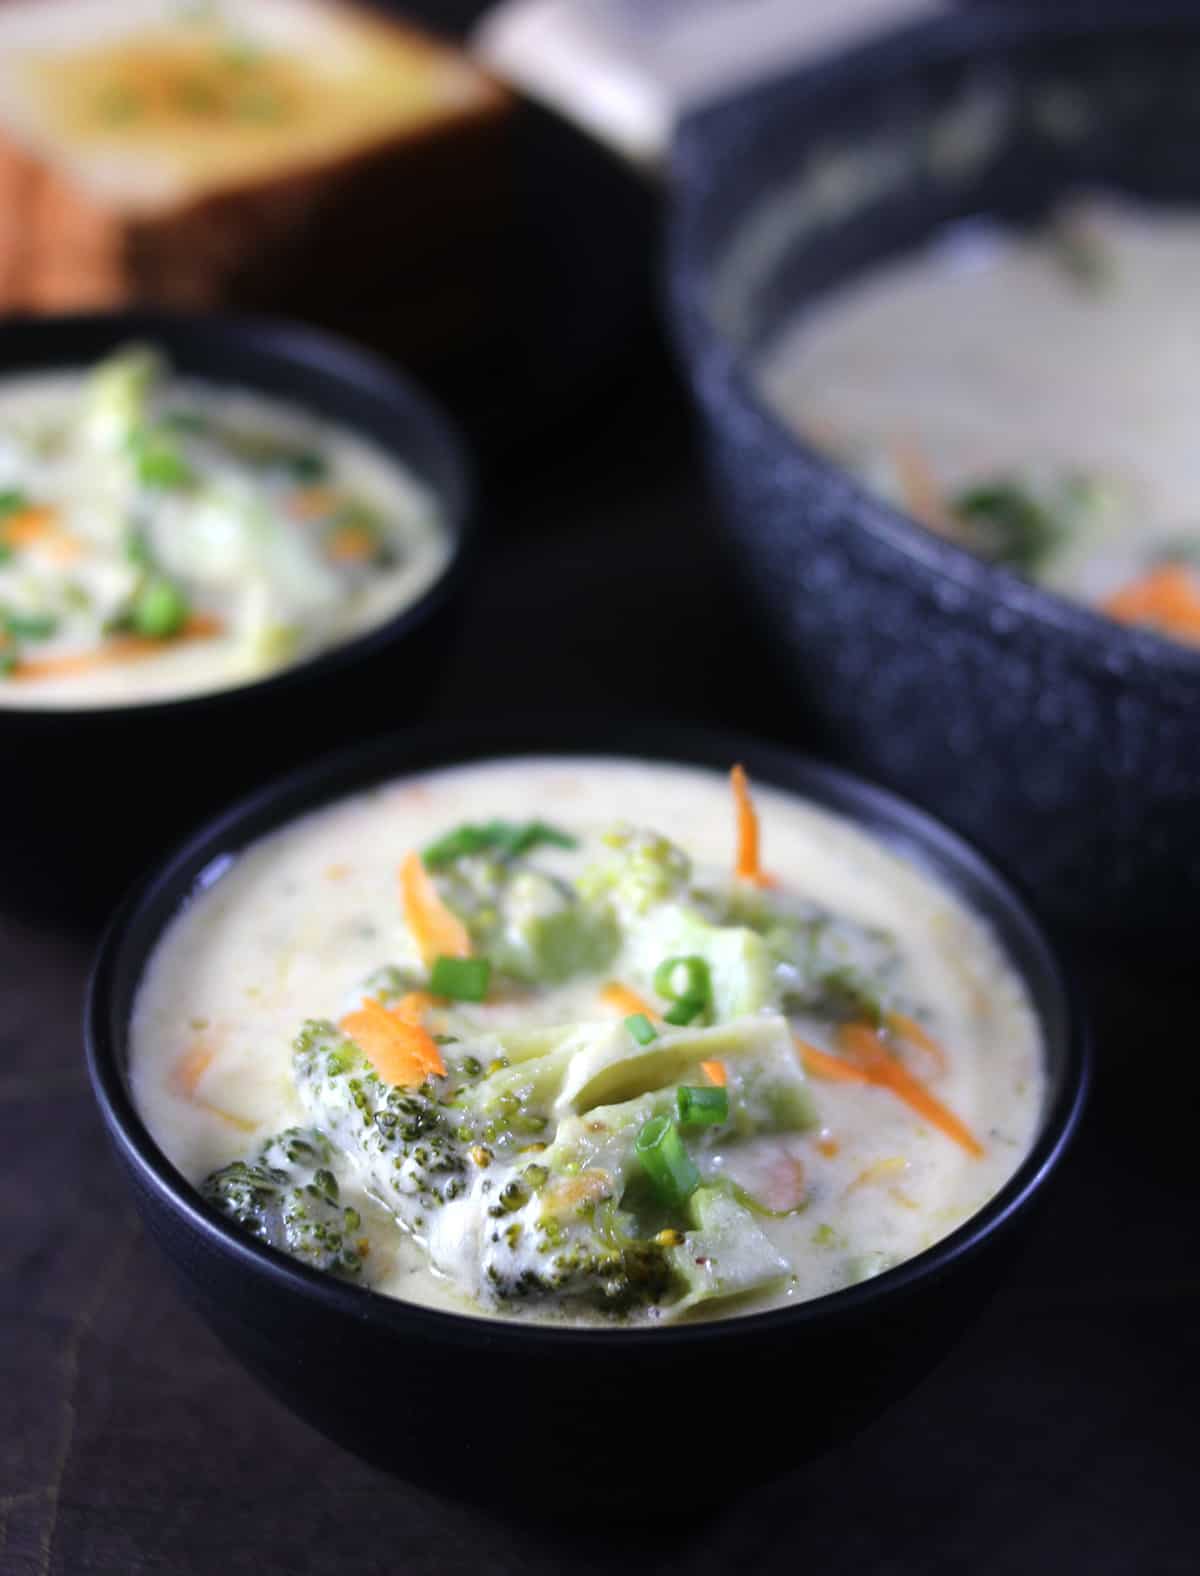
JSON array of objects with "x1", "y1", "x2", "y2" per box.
[{"x1": 0, "y1": 0, "x2": 510, "y2": 349}]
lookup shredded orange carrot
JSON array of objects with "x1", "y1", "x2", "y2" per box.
[
  {"x1": 392, "y1": 990, "x2": 435, "y2": 1025},
  {"x1": 340, "y1": 996, "x2": 445, "y2": 1086},
  {"x1": 1102, "y1": 563, "x2": 1200, "y2": 645},
  {"x1": 731, "y1": 763, "x2": 773, "y2": 887},
  {"x1": 699, "y1": 1059, "x2": 728, "y2": 1087},
  {"x1": 399, "y1": 851, "x2": 471, "y2": 965},
  {"x1": 599, "y1": 982, "x2": 657, "y2": 1020},
  {"x1": 848, "y1": 1156, "x2": 909, "y2": 1192},
  {"x1": 1, "y1": 505, "x2": 83, "y2": 563},
  {"x1": 892, "y1": 439, "x2": 952, "y2": 536},
  {"x1": 837, "y1": 1023, "x2": 983, "y2": 1157},
  {"x1": 289, "y1": 485, "x2": 341, "y2": 521},
  {"x1": 11, "y1": 613, "x2": 224, "y2": 681},
  {"x1": 327, "y1": 524, "x2": 377, "y2": 563},
  {"x1": 169, "y1": 1044, "x2": 257, "y2": 1131},
  {"x1": 170, "y1": 1045, "x2": 214, "y2": 1097},
  {"x1": 886, "y1": 1010, "x2": 949, "y2": 1075},
  {"x1": 816, "y1": 1134, "x2": 840, "y2": 1158},
  {"x1": 796, "y1": 1037, "x2": 872, "y2": 1085}
]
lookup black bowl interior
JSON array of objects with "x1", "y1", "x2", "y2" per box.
[
  {"x1": 87, "y1": 723, "x2": 1088, "y2": 1380},
  {"x1": 0, "y1": 310, "x2": 476, "y2": 923},
  {"x1": 670, "y1": 4, "x2": 1200, "y2": 684}
]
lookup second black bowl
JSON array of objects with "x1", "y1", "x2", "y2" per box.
[
  {"x1": 85, "y1": 720, "x2": 1088, "y2": 1513},
  {"x1": 0, "y1": 311, "x2": 475, "y2": 925}
]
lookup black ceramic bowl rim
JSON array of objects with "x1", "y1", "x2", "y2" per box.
[
  {"x1": 86, "y1": 719, "x2": 1089, "y2": 1355},
  {"x1": 666, "y1": 2, "x2": 1200, "y2": 696},
  {"x1": 0, "y1": 308, "x2": 476, "y2": 722}
]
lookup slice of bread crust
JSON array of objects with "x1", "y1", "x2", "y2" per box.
[{"x1": 0, "y1": 0, "x2": 511, "y2": 352}]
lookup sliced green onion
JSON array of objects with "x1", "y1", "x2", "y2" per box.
[
  {"x1": 423, "y1": 819, "x2": 578, "y2": 868},
  {"x1": 653, "y1": 955, "x2": 713, "y2": 1027},
  {"x1": 0, "y1": 647, "x2": 16, "y2": 676},
  {"x1": 130, "y1": 576, "x2": 189, "y2": 639},
  {"x1": 3, "y1": 610, "x2": 57, "y2": 641},
  {"x1": 429, "y1": 955, "x2": 491, "y2": 1002},
  {"x1": 133, "y1": 432, "x2": 195, "y2": 490},
  {"x1": 123, "y1": 527, "x2": 154, "y2": 569},
  {"x1": 624, "y1": 1013, "x2": 657, "y2": 1047},
  {"x1": 663, "y1": 995, "x2": 705, "y2": 1027},
  {"x1": 635, "y1": 1115, "x2": 699, "y2": 1208},
  {"x1": 498, "y1": 820, "x2": 577, "y2": 858},
  {"x1": 676, "y1": 1085, "x2": 728, "y2": 1128},
  {"x1": 0, "y1": 489, "x2": 28, "y2": 519}
]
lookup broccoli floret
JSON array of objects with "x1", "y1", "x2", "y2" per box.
[
  {"x1": 292, "y1": 1019, "x2": 469, "y2": 1220},
  {"x1": 478, "y1": 1183, "x2": 677, "y2": 1313},
  {"x1": 768, "y1": 909, "x2": 900, "y2": 1025},
  {"x1": 431, "y1": 854, "x2": 619, "y2": 985},
  {"x1": 201, "y1": 1125, "x2": 367, "y2": 1278},
  {"x1": 577, "y1": 825, "x2": 691, "y2": 915}
]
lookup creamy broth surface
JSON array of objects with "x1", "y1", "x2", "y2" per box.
[
  {"x1": 131, "y1": 758, "x2": 1044, "y2": 1324},
  {"x1": 759, "y1": 197, "x2": 1200, "y2": 636}
]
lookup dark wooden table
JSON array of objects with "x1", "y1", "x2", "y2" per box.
[{"x1": 2, "y1": 347, "x2": 1197, "y2": 1574}]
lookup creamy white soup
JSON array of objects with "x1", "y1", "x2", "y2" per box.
[
  {"x1": 0, "y1": 345, "x2": 450, "y2": 706},
  {"x1": 759, "y1": 195, "x2": 1200, "y2": 647},
  {"x1": 130, "y1": 758, "x2": 1044, "y2": 1326}
]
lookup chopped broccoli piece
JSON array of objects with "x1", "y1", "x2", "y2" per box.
[
  {"x1": 577, "y1": 825, "x2": 691, "y2": 915},
  {"x1": 624, "y1": 901, "x2": 778, "y2": 1020},
  {"x1": 768, "y1": 908, "x2": 900, "y2": 1025},
  {"x1": 433, "y1": 855, "x2": 619, "y2": 985},
  {"x1": 201, "y1": 1126, "x2": 368, "y2": 1278},
  {"x1": 292, "y1": 1019, "x2": 468, "y2": 1223},
  {"x1": 83, "y1": 345, "x2": 161, "y2": 451}
]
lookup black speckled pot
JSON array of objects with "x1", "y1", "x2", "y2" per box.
[
  {"x1": 667, "y1": 6, "x2": 1200, "y2": 935},
  {"x1": 0, "y1": 312, "x2": 475, "y2": 927},
  {"x1": 86, "y1": 719, "x2": 1088, "y2": 1513}
]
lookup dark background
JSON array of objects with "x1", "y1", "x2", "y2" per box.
[{"x1": 2, "y1": 3, "x2": 1198, "y2": 1572}]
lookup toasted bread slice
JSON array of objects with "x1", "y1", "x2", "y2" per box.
[{"x1": 0, "y1": 0, "x2": 510, "y2": 343}]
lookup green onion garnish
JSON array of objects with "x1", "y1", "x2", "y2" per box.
[
  {"x1": 0, "y1": 489, "x2": 28, "y2": 519},
  {"x1": 635, "y1": 1115, "x2": 700, "y2": 1209},
  {"x1": 423, "y1": 819, "x2": 577, "y2": 867},
  {"x1": 130, "y1": 576, "x2": 189, "y2": 639},
  {"x1": 676, "y1": 1085, "x2": 728, "y2": 1128},
  {"x1": 133, "y1": 433, "x2": 195, "y2": 490},
  {"x1": 653, "y1": 955, "x2": 713, "y2": 1027},
  {"x1": 0, "y1": 648, "x2": 16, "y2": 676},
  {"x1": 624, "y1": 1013, "x2": 657, "y2": 1046},
  {"x1": 3, "y1": 610, "x2": 58, "y2": 641},
  {"x1": 429, "y1": 955, "x2": 491, "y2": 1002}
]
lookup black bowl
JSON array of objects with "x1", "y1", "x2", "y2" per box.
[
  {"x1": 667, "y1": 5, "x2": 1200, "y2": 936},
  {"x1": 0, "y1": 311, "x2": 475, "y2": 927},
  {"x1": 85, "y1": 719, "x2": 1088, "y2": 1513}
]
